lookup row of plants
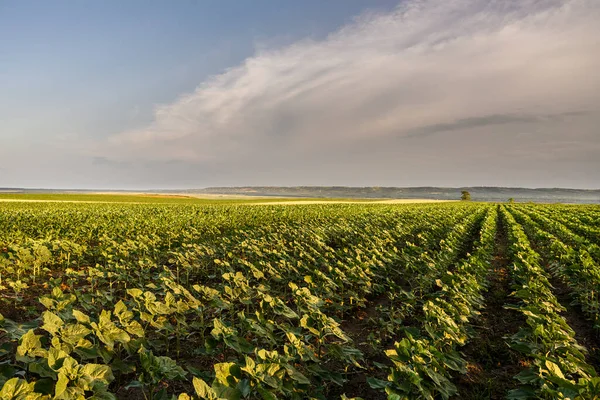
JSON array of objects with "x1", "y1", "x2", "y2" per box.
[
  {"x1": 511, "y1": 206, "x2": 600, "y2": 261},
  {"x1": 514, "y1": 205, "x2": 600, "y2": 262},
  {"x1": 371, "y1": 206, "x2": 497, "y2": 399},
  {"x1": 167, "y1": 205, "x2": 489, "y2": 399},
  {"x1": 501, "y1": 207, "x2": 600, "y2": 399},
  {"x1": 3, "y1": 201, "x2": 600, "y2": 399},
  {"x1": 532, "y1": 205, "x2": 600, "y2": 244},
  {"x1": 0, "y1": 202, "x2": 485, "y2": 399},
  {"x1": 508, "y1": 207, "x2": 600, "y2": 331}
]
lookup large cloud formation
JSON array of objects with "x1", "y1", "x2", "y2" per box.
[{"x1": 104, "y1": 0, "x2": 600, "y2": 187}]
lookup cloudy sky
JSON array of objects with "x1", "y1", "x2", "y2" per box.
[{"x1": 1, "y1": 0, "x2": 599, "y2": 189}]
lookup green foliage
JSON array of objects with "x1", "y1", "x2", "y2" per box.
[
  {"x1": 501, "y1": 206, "x2": 599, "y2": 398},
  {"x1": 0, "y1": 201, "x2": 599, "y2": 399}
]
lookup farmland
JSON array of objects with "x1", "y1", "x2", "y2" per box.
[{"x1": 0, "y1": 201, "x2": 599, "y2": 399}]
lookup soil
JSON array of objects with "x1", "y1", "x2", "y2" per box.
[
  {"x1": 518, "y1": 214, "x2": 600, "y2": 371},
  {"x1": 455, "y1": 210, "x2": 526, "y2": 399},
  {"x1": 327, "y1": 212, "x2": 486, "y2": 399},
  {"x1": 327, "y1": 293, "x2": 391, "y2": 400},
  {"x1": 550, "y1": 277, "x2": 600, "y2": 370}
]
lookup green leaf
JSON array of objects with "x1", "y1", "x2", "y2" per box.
[
  {"x1": 0, "y1": 364, "x2": 17, "y2": 385},
  {"x1": 507, "y1": 387, "x2": 536, "y2": 400},
  {"x1": 127, "y1": 288, "x2": 143, "y2": 299},
  {"x1": 47, "y1": 347, "x2": 71, "y2": 372},
  {"x1": 0, "y1": 378, "x2": 36, "y2": 400},
  {"x1": 544, "y1": 360, "x2": 565, "y2": 379},
  {"x1": 366, "y1": 377, "x2": 389, "y2": 389},
  {"x1": 28, "y1": 361, "x2": 58, "y2": 380},
  {"x1": 32, "y1": 379, "x2": 54, "y2": 395},
  {"x1": 57, "y1": 356, "x2": 79, "y2": 380},
  {"x1": 1, "y1": 319, "x2": 39, "y2": 341},
  {"x1": 41, "y1": 312, "x2": 64, "y2": 336},
  {"x1": 283, "y1": 364, "x2": 310, "y2": 385},
  {"x1": 54, "y1": 373, "x2": 69, "y2": 398},
  {"x1": 91, "y1": 310, "x2": 130, "y2": 350},
  {"x1": 257, "y1": 387, "x2": 277, "y2": 400},
  {"x1": 1, "y1": 378, "x2": 50, "y2": 400},
  {"x1": 80, "y1": 364, "x2": 114, "y2": 386},
  {"x1": 124, "y1": 321, "x2": 145, "y2": 338},
  {"x1": 214, "y1": 363, "x2": 237, "y2": 387},
  {"x1": 16, "y1": 330, "x2": 46, "y2": 361},
  {"x1": 192, "y1": 377, "x2": 217, "y2": 399},
  {"x1": 71, "y1": 310, "x2": 90, "y2": 324},
  {"x1": 59, "y1": 324, "x2": 91, "y2": 345},
  {"x1": 513, "y1": 369, "x2": 538, "y2": 385},
  {"x1": 139, "y1": 346, "x2": 186, "y2": 384},
  {"x1": 212, "y1": 381, "x2": 242, "y2": 400}
]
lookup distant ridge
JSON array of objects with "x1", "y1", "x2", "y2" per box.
[
  {"x1": 1, "y1": 186, "x2": 599, "y2": 203},
  {"x1": 187, "y1": 186, "x2": 600, "y2": 203}
]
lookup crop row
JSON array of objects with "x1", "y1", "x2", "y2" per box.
[
  {"x1": 373, "y1": 206, "x2": 496, "y2": 399},
  {"x1": 0, "y1": 203, "x2": 483, "y2": 399},
  {"x1": 508, "y1": 207, "x2": 600, "y2": 331},
  {"x1": 501, "y1": 207, "x2": 599, "y2": 399},
  {"x1": 2, "y1": 201, "x2": 600, "y2": 399}
]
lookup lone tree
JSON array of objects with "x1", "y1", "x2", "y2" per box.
[{"x1": 461, "y1": 191, "x2": 471, "y2": 201}]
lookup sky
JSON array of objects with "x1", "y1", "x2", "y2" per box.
[{"x1": 1, "y1": 0, "x2": 599, "y2": 190}]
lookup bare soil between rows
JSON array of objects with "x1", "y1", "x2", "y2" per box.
[
  {"x1": 455, "y1": 210, "x2": 525, "y2": 399},
  {"x1": 550, "y1": 276, "x2": 600, "y2": 370}
]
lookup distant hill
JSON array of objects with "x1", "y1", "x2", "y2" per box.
[
  {"x1": 2, "y1": 186, "x2": 599, "y2": 203},
  {"x1": 184, "y1": 186, "x2": 600, "y2": 204}
]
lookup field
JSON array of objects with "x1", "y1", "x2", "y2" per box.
[
  {"x1": 0, "y1": 193, "x2": 272, "y2": 204},
  {"x1": 0, "y1": 193, "x2": 452, "y2": 205},
  {"x1": 0, "y1": 201, "x2": 599, "y2": 399}
]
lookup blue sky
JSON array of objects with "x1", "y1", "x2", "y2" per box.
[
  {"x1": 1, "y1": 0, "x2": 599, "y2": 189},
  {"x1": 1, "y1": 1, "x2": 396, "y2": 143}
]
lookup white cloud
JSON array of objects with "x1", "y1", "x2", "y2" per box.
[{"x1": 103, "y1": 0, "x2": 600, "y2": 186}]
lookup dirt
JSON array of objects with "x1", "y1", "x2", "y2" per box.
[
  {"x1": 326, "y1": 293, "x2": 392, "y2": 400},
  {"x1": 328, "y1": 213, "x2": 485, "y2": 399},
  {"x1": 328, "y1": 214, "x2": 485, "y2": 400},
  {"x1": 550, "y1": 277, "x2": 600, "y2": 370},
  {"x1": 455, "y1": 210, "x2": 526, "y2": 399},
  {"x1": 1, "y1": 282, "x2": 49, "y2": 322},
  {"x1": 519, "y1": 221, "x2": 600, "y2": 370}
]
